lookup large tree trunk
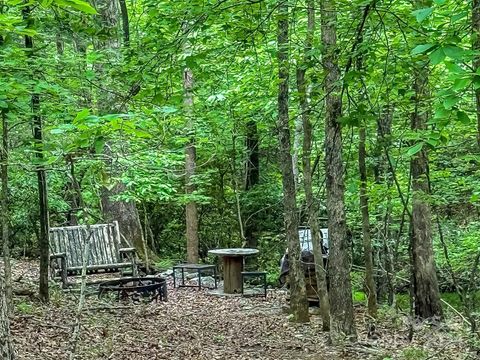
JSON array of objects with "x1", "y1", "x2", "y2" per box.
[
  {"x1": 1, "y1": 110, "x2": 12, "y2": 311},
  {"x1": 321, "y1": 0, "x2": 356, "y2": 341},
  {"x1": 244, "y1": 120, "x2": 260, "y2": 248},
  {"x1": 24, "y1": 7, "x2": 49, "y2": 303},
  {"x1": 474, "y1": 0, "x2": 480, "y2": 149},
  {"x1": 184, "y1": 66, "x2": 199, "y2": 264},
  {"x1": 410, "y1": 62, "x2": 443, "y2": 319},
  {"x1": 0, "y1": 273, "x2": 14, "y2": 360},
  {"x1": 95, "y1": 0, "x2": 149, "y2": 259},
  {"x1": 297, "y1": 0, "x2": 330, "y2": 331},
  {"x1": 359, "y1": 126, "x2": 377, "y2": 318},
  {"x1": 277, "y1": 0, "x2": 309, "y2": 323}
]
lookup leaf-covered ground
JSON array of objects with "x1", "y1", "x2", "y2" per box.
[{"x1": 8, "y1": 260, "x2": 477, "y2": 359}]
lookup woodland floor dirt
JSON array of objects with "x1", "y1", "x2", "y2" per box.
[{"x1": 7, "y1": 260, "x2": 478, "y2": 360}]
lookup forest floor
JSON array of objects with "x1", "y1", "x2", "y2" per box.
[{"x1": 7, "y1": 260, "x2": 478, "y2": 360}]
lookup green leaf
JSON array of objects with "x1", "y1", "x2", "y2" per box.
[
  {"x1": 443, "y1": 96, "x2": 459, "y2": 109},
  {"x1": 457, "y1": 111, "x2": 470, "y2": 124},
  {"x1": 94, "y1": 137, "x2": 105, "y2": 154},
  {"x1": 452, "y1": 78, "x2": 471, "y2": 91},
  {"x1": 74, "y1": 108, "x2": 90, "y2": 122},
  {"x1": 412, "y1": 7, "x2": 433, "y2": 23},
  {"x1": 429, "y1": 47, "x2": 445, "y2": 65},
  {"x1": 54, "y1": 0, "x2": 97, "y2": 14},
  {"x1": 443, "y1": 45, "x2": 464, "y2": 59},
  {"x1": 407, "y1": 142, "x2": 424, "y2": 157},
  {"x1": 434, "y1": 0, "x2": 446, "y2": 4},
  {"x1": 445, "y1": 62, "x2": 465, "y2": 74},
  {"x1": 412, "y1": 43, "x2": 435, "y2": 55}
]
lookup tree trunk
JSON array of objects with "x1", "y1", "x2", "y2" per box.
[
  {"x1": 277, "y1": 0, "x2": 309, "y2": 323},
  {"x1": 321, "y1": 0, "x2": 356, "y2": 341},
  {"x1": 1, "y1": 110, "x2": 12, "y2": 311},
  {"x1": 474, "y1": 0, "x2": 480, "y2": 149},
  {"x1": 118, "y1": 0, "x2": 130, "y2": 46},
  {"x1": 245, "y1": 120, "x2": 260, "y2": 248},
  {"x1": 0, "y1": 273, "x2": 14, "y2": 360},
  {"x1": 297, "y1": 0, "x2": 330, "y2": 331},
  {"x1": 359, "y1": 126, "x2": 377, "y2": 318},
  {"x1": 24, "y1": 7, "x2": 49, "y2": 303},
  {"x1": 410, "y1": 64, "x2": 443, "y2": 319},
  {"x1": 94, "y1": 0, "x2": 150, "y2": 260},
  {"x1": 184, "y1": 66, "x2": 199, "y2": 264}
]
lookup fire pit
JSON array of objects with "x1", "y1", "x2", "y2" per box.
[{"x1": 98, "y1": 277, "x2": 167, "y2": 303}]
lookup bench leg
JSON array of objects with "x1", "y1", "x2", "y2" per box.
[
  {"x1": 173, "y1": 268, "x2": 177, "y2": 288},
  {"x1": 198, "y1": 269, "x2": 202, "y2": 289}
]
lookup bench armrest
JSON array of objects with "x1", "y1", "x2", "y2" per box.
[
  {"x1": 119, "y1": 248, "x2": 138, "y2": 276},
  {"x1": 50, "y1": 252, "x2": 66, "y2": 260}
]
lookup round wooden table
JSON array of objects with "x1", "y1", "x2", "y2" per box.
[{"x1": 208, "y1": 248, "x2": 259, "y2": 294}]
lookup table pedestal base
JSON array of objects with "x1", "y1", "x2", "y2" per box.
[{"x1": 223, "y1": 256, "x2": 243, "y2": 294}]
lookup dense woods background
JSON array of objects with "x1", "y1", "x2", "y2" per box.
[{"x1": 2, "y1": 0, "x2": 480, "y2": 354}]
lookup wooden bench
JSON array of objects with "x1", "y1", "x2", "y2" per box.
[{"x1": 49, "y1": 221, "x2": 137, "y2": 287}]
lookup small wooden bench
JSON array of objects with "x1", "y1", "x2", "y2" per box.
[
  {"x1": 49, "y1": 221, "x2": 137, "y2": 287},
  {"x1": 172, "y1": 264, "x2": 217, "y2": 289}
]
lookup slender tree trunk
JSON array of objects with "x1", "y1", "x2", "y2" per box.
[
  {"x1": 277, "y1": 0, "x2": 309, "y2": 323},
  {"x1": 1, "y1": 110, "x2": 12, "y2": 311},
  {"x1": 118, "y1": 0, "x2": 130, "y2": 46},
  {"x1": 409, "y1": 0, "x2": 443, "y2": 320},
  {"x1": 473, "y1": 0, "x2": 480, "y2": 149},
  {"x1": 359, "y1": 126, "x2": 377, "y2": 318},
  {"x1": 410, "y1": 64, "x2": 443, "y2": 319},
  {"x1": 184, "y1": 66, "x2": 199, "y2": 264},
  {"x1": 321, "y1": 0, "x2": 356, "y2": 341},
  {"x1": 244, "y1": 120, "x2": 260, "y2": 248},
  {"x1": 0, "y1": 272, "x2": 14, "y2": 360},
  {"x1": 297, "y1": 0, "x2": 330, "y2": 331},
  {"x1": 24, "y1": 7, "x2": 49, "y2": 302}
]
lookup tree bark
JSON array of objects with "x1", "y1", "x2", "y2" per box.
[
  {"x1": 245, "y1": 120, "x2": 260, "y2": 248},
  {"x1": 0, "y1": 272, "x2": 14, "y2": 360},
  {"x1": 94, "y1": 0, "x2": 150, "y2": 260},
  {"x1": 473, "y1": 0, "x2": 480, "y2": 149},
  {"x1": 321, "y1": 0, "x2": 356, "y2": 341},
  {"x1": 24, "y1": 7, "x2": 49, "y2": 303},
  {"x1": 297, "y1": 0, "x2": 330, "y2": 331},
  {"x1": 118, "y1": 0, "x2": 130, "y2": 46},
  {"x1": 184, "y1": 66, "x2": 199, "y2": 264},
  {"x1": 277, "y1": 0, "x2": 309, "y2": 323},
  {"x1": 410, "y1": 64, "x2": 443, "y2": 319},
  {"x1": 359, "y1": 126, "x2": 377, "y2": 318},
  {"x1": 1, "y1": 110, "x2": 12, "y2": 312}
]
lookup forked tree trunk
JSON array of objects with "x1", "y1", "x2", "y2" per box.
[
  {"x1": 24, "y1": 7, "x2": 49, "y2": 303},
  {"x1": 277, "y1": 0, "x2": 309, "y2": 323},
  {"x1": 1, "y1": 110, "x2": 12, "y2": 311},
  {"x1": 359, "y1": 126, "x2": 377, "y2": 318},
  {"x1": 184, "y1": 66, "x2": 199, "y2": 264},
  {"x1": 321, "y1": 0, "x2": 356, "y2": 341},
  {"x1": 297, "y1": 0, "x2": 330, "y2": 331},
  {"x1": 474, "y1": 0, "x2": 480, "y2": 149},
  {"x1": 0, "y1": 273, "x2": 14, "y2": 360},
  {"x1": 410, "y1": 64, "x2": 443, "y2": 319}
]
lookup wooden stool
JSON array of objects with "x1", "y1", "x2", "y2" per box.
[{"x1": 241, "y1": 271, "x2": 267, "y2": 298}]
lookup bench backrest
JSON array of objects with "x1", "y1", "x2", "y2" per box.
[{"x1": 49, "y1": 222, "x2": 122, "y2": 268}]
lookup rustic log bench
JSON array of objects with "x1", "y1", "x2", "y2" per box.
[
  {"x1": 49, "y1": 221, "x2": 137, "y2": 287},
  {"x1": 172, "y1": 264, "x2": 217, "y2": 289}
]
